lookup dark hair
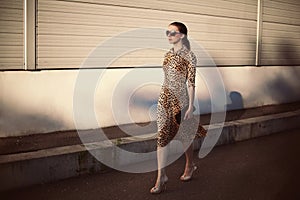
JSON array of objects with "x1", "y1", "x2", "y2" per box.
[{"x1": 169, "y1": 22, "x2": 190, "y2": 50}]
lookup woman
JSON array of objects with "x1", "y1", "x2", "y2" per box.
[{"x1": 150, "y1": 22, "x2": 206, "y2": 194}]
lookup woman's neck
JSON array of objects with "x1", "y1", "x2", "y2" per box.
[{"x1": 173, "y1": 41, "x2": 183, "y2": 53}]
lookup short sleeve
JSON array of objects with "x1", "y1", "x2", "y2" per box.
[{"x1": 187, "y1": 52, "x2": 197, "y2": 87}]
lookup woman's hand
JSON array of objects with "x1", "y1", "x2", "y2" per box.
[{"x1": 184, "y1": 107, "x2": 194, "y2": 120}]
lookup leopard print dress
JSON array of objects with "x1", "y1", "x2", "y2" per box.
[{"x1": 157, "y1": 46, "x2": 206, "y2": 147}]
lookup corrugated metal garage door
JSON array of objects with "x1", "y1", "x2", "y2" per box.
[
  {"x1": 37, "y1": 0, "x2": 258, "y2": 69},
  {"x1": 0, "y1": 0, "x2": 24, "y2": 70},
  {"x1": 2, "y1": 0, "x2": 298, "y2": 70},
  {"x1": 261, "y1": 0, "x2": 300, "y2": 65}
]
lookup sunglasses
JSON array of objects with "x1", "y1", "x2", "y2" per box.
[{"x1": 166, "y1": 30, "x2": 181, "y2": 37}]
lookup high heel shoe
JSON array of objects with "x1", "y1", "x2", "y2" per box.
[
  {"x1": 180, "y1": 165, "x2": 197, "y2": 181},
  {"x1": 150, "y1": 176, "x2": 168, "y2": 194}
]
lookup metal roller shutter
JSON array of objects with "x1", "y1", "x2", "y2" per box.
[
  {"x1": 37, "y1": 0, "x2": 258, "y2": 69},
  {"x1": 0, "y1": 0, "x2": 24, "y2": 70},
  {"x1": 261, "y1": 0, "x2": 300, "y2": 65}
]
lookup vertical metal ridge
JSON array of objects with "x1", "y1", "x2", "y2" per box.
[
  {"x1": 255, "y1": 0, "x2": 263, "y2": 66},
  {"x1": 24, "y1": 0, "x2": 27, "y2": 70},
  {"x1": 24, "y1": 0, "x2": 37, "y2": 70}
]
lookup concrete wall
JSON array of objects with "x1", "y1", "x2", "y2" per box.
[
  {"x1": 1, "y1": 0, "x2": 300, "y2": 137},
  {"x1": 1, "y1": 66, "x2": 300, "y2": 137}
]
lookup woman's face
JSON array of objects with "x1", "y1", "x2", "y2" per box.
[{"x1": 167, "y1": 25, "x2": 183, "y2": 44}]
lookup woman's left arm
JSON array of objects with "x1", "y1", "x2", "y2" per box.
[
  {"x1": 184, "y1": 86, "x2": 195, "y2": 120},
  {"x1": 184, "y1": 52, "x2": 197, "y2": 120}
]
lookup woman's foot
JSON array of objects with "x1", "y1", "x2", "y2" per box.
[
  {"x1": 180, "y1": 164, "x2": 197, "y2": 181},
  {"x1": 150, "y1": 175, "x2": 168, "y2": 194}
]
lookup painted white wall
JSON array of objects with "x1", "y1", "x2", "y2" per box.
[{"x1": 1, "y1": 66, "x2": 300, "y2": 137}]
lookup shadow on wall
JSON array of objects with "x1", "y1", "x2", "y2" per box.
[
  {"x1": 263, "y1": 39, "x2": 300, "y2": 104},
  {"x1": 265, "y1": 71, "x2": 300, "y2": 103},
  {"x1": 226, "y1": 91, "x2": 244, "y2": 111},
  {"x1": 0, "y1": 103, "x2": 64, "y2": 137},
  {"x1": 196, "y1": 90, "x2": 245, "y2": 122},
  {"x1": 278, "y1": 40, "x2": 300, "y2": 66},
  {"x1": 226, "y1": 91, "x2": 245, "y2": 121}
]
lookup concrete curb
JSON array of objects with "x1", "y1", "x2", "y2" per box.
[{"x1": 1, "y1": 110, "x2": 300, "y2": 191}]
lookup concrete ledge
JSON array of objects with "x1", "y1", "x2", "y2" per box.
[
  {"x1": 1, "y1": 110, "x2": 300, "y2": 191},
  {"x1": 213, "y1": 110, "x2": 300, "y2": 145}
]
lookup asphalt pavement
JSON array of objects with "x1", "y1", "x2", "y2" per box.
[{"x1": 2, "y1": 128, "x2": 300, "y2": 200}]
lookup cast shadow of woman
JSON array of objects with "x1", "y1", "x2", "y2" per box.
[{"x1": 226, "y1": 91, "x2": 245, "y2": 121}]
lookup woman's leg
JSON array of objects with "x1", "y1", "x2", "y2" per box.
[
  {"x1": 155, "y1": 146, "x2": 169, "y2": 184},
  {"x1": 151, "y1": 146, "x2": 169, "y2": 193},
  {"x1": 181, "y1": 142, "x2": 196, "y2": 180},
  {"x1": 184, "y1": 143, "x2": 194, "y2": 172}
]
